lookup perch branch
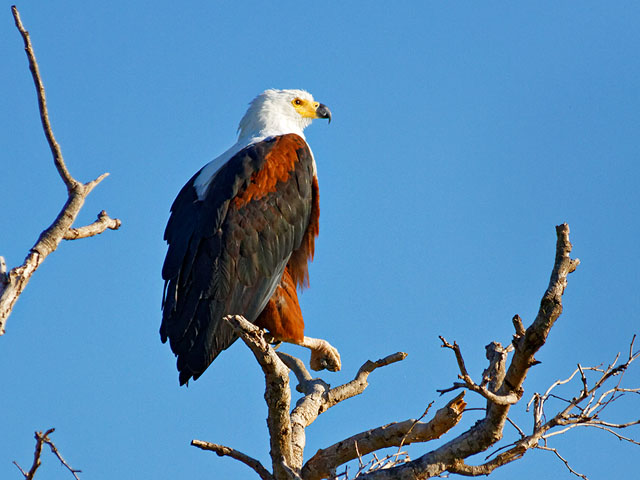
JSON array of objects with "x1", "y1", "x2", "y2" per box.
[
  {"x1": 277, "y1": 351, "x2": 314, "y2": 392},
  {"x1": 0, "y1": 6, "x2": 121, "y2": 336},
  {"x1": 224, "y1": 315, "x2": 294, "y2": 480},
  {"x1": 191, "y1": 440, "x2": 274, "y2": 480},
  {"x1": 289, "y1": 352, "x2": 407, "y2": 471}
]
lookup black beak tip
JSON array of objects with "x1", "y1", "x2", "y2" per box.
[{"x1": 317, "y1": 103, "x2": 332, "y2": 124}]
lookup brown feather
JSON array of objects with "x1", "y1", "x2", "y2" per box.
[
  {"x1": 233, "y1": 135, "x2": 308, "y2": 208},
  {"x1": 255, "y1": 175, "x2": 319, "y2": 342},
  {"x1": 255, "y1": 266, "x2": 305, "y2": 342}
]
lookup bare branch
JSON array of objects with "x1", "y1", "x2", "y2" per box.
[
  {"x1": 580, "y1": 424, "x2": 640, "y2": 445},
  {"x1": 0, "y1": 6, "x2": 121, "y2": 336},
  {"x1": 41, "y1": 432, "x2": 82, "y2": 480},
  {"x1": 64, "y1": 210, "x2": 122, "y2": 240},
  {"x1": 354, "y1": 224, "x2": 580, "y2": 479},
  {"x1": 14, "y1": 428, "x2": 52, "y2": 480},
  {"x1": 288, "y1": 352, "x2": 407, "y2": 472},
  {"x1": 191, "y1": 440, "x2": 274, "y2": 480},
  {"x1": 204, "y1": 224, "x2": 636, "y2": 480},
  {"x1": 12, "y1": 461, "x2": 28, "y2": 477},
  {"x1": 224, "y1": 315, "x2": 293, "y2": 479},
  {"x1": 505, "y1": 416, "x2": 526, "y2": 439},
  {"x1": 301, "y1": 393, "x2": 466, "y2": 480},
  {"x1": 277, "y1": 351, "x2": 314, "y2": 393},
  {"x1": 14, "y1": 428, "x2": 80, "y2": 480},
  {"x1": 11, "y1": 6, "x2": 75, "y2": 189},
  {"x1": 537, "y1": 446, "x2": 588, "y2": 480},
  {"x1": 438, "y1": 337, "x2": 520, "y2": 405},
  {"x1": 325, "y1": 352, "x2": 408, "y2": 409}
]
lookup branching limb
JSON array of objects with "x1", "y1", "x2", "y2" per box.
[
  {"x1": 14, "y1": 428, "x2": 81, "y2": 480},
  {"x1": 13, "y1": 428, "x2": 52, "y2": 480},
  {"x1": 301, "y1": 393, "x2": 466, "y2": 480},
  {"x1": 0, "y1": 6, "x2": 121, "y2": 336},
  {"x1": 451, "y1": 335, "x2": 640, "y2": 479},
  {"x1": 534, "y1": 338, "x2": 640, "y2": 444},
  {"x1": 197, "y1": 225, "x2": 637, "y2": 480},
  {"x1": 437, "y1": 338, "x2": 520, "y2": 405},
  {"x1": 287, "y1": 352, "x2": 407, "y2": 472},
  {"x1": 354, "y1": 224, "x2": 580, "y2": 479},
  {"x1": 191, "y1": 440, "x2": 274, "y2": 480}
]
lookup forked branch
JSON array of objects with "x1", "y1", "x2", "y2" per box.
[
  {"x1": 0, "y1": 6, "x2": 121, "y2": 335},
  {"x1": 352, "y1": 224, "x2": 580, "y2": 479},
  {"x1": 14, "y1": 428, "x2": 81, "y2": 480},
  {"x1": 192, "y1": 226, "x2": 637, "y2": 480},
  {"x1": 192, "y1": 317, "x2": 408, "y2": 479}
]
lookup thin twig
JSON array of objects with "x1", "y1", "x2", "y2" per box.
[
  {"x1": 42, "y1": 434, "x2": 82, "y2": 480},
  {"x1": 12, "y1": 461, "x2": 28, "y2": 477},
  {"x1": 537, "y1": 445, "x2": 588, "y2": 479},
  {"x1": 11, "y1": 6, "x2": 75, "y2": 189}
]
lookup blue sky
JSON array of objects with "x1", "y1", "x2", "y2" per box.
[{"x1": 2, "y1": 2, "x2": 639, "y2": 479}]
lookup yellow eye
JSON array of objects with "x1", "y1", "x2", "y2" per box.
[{"x1": 293, "y1": 98, "x2": 302, "y2": 106}]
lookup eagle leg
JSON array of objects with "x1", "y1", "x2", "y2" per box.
[
  {"x1": 256, "y1": 266, "x2": 341, "y2": 371},
  {"x1": 298, "y1": 336, "x2": 341, "y2": 372}
]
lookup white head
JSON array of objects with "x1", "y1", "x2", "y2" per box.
[{"x1": 237, "y1": 89, "x2": 331, "y2": 141}]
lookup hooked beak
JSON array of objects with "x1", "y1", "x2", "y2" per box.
[{"x1": 315, "y1": 103, "x2": 332, "y2": 124}]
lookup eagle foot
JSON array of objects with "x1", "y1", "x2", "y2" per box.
[{"x1": 305, "y1": 337, "x2": 341, "y2": 372}]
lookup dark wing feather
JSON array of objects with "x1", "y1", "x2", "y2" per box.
[{"x1": 160, "y1": 134, "x2": 315, "y2": 384}]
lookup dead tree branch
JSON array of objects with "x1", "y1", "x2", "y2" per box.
[
  {"x1": 0, "y1": 6, "x2": 121, "y2": 335},
  {"x1": 191, "y1": 440, "x2": 274, "y2": 480},
  {"x1": 437, "y1": 338, "x2": 520, "y2": 405},
  {"x1": 225, "y1": 314, "x2": 295, "y2": 480},
  {"x1": 346, "y1": 223, "x2": 581, "y2": 479},
  {"x1": 190, "y1": 314, "x2": 294, "y2": 478},
  {"x1": 192, "y1": 318, "x2": 408, "y2": 479},
  {"x1": 290, "y1": 352, "x2": 407, "y2": 472},
  {"x1": 192, "y1": 224, "x2": 638, "y2": 479},
  {"x1": 301, "y1": 393, "x2": 466, "y2": 480},
  {"x1": 14, "y1": 428, "x2": 81, "y2": 480},
  {"x1": 63, "y1": 210, "x2": 122, "y2": 240}
]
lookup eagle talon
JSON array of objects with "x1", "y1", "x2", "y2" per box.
[{"x1": 308, "y1": 338, "x2": 342, "y2": 372}]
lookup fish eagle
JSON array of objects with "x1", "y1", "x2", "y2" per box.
[{"x1": 161, "y1": 89, "x2": 340, "y2": 384}]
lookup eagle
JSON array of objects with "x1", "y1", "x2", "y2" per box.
[{"x1": 161, "y1": 89, "x2": 341, "y2": 385}]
